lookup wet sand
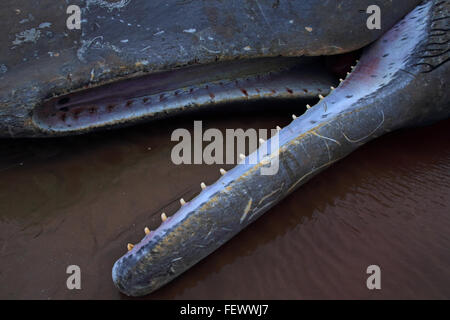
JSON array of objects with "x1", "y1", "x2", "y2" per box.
[{"x1": 0, "y1": 104, "x2": 449, "y2": 299}]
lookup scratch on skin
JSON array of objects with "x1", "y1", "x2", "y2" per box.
[
  {"x1": 140, "y1": 45, "x2": 152, "y2": 52},
  {"x1": 245, "y1": 183, "x2": 284, "y2": 222},
  {"x1": 240, "y1": 198, "x2": 253, "y2": 223},
  {"x1": 311, "y1": 131, "x2": 341, "y2": 146},
  {"x1": 255, "y1": 0, "x2": 273, "y2": 31},
  {"x1": 300, "y1": 139, "x2": 311, "y2": 159},
  {"x1": 200, "y1": 45, "x2": 221, "y2": 54},
  {"x1": 87, "y1": 0, "x2": 132, "y2": 11},
  {"x1": 258, "y1": 185, "x2": 283, "y2": 207},
  {"x1": 323, "y1": 139, "x2": 331, "y2": 161},
  {"x1": 342, "y1": 110, "x2": 385, "y2": 143},
  {"x1": 77, "y1": 36, "x2": 104, "y2": 62},
  {"x1": 287, "y1": 157, "x2": 343, "y2": 194},
  {"x1": 248, "y1": 200, "x2": 275, "y2": 222},
  {"x1": 300, "y1": 142, "x2": 310, "y2": 158}
]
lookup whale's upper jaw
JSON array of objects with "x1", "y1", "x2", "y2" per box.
[
  {"x1": 31, "y1": 56, "x2": 342, "y2": 135},
  {"x1": 0, "y1": 0, "x2": 421, "y2": 138}
]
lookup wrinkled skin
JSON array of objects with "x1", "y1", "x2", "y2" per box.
[{"x1": 0, "y1": 0, "x2": 448, "y2": 297}]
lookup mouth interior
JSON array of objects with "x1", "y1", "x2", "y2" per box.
[{"x1": 32, "y1": 52, "x2": 360, "y2": 134}]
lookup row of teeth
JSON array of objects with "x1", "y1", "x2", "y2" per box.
[{"x1": 126, "y1": 61, "x2": 359, "y2": 251}]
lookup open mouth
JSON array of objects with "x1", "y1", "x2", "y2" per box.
[
  {"x1": 0, "y1": 0, "x2": 447, "y2": 298},
  {"x1": 110, "y1": 1, "x2": 449, "y2": 297},
  {"x1": 0, "y1": 0, "x2": 424, "y2": 139},
  {"x1": 33, "y1": 55, "x2": 354, "y2": 134}
]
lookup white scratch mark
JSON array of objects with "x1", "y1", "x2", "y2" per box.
[
  {"x1": 200, "y1": 45, "x2": 221, "y2": 54},
  {"x1": 287, "y1": 158, "x2": 343, "y2": 194},
  {"x1": 248, "y1": 200, "x2": 275, "y2": 222},
  {"x1": 257, "y1": 186, "x2": 282, "y2": 207},
  {"x1": 342, "y1": 110, "x2": 385, "y2": 143},
  {"x1": 300, "y1": 140, "x2": 311, "y2": 159},
  {"x1": 87, "y1": 0, "x2": 131, "y2": 11},
  {"x1": 240, "y1": 198, "x2": 253, "y2": 224},
  {"x1": 140, "y1": 45, "x2": 152, "y2": 52},
  {"x1": 183, "y1": 28, "x2": 197, "y2": 34},
  {"x1": 255, "y1": 0, "x2": 272, "y2": 31},
  {"x1": 38, "y1": 22, "x2": 52, "y2": 29},
  {"x1": 311, "y1": 131, "x2": 341, "y2": 146},
  {"x1": 323, "y1": 139, "x2": 331, "y2": 161}
]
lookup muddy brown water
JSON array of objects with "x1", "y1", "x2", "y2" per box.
[{"x1": 0, "y1": 103, "x2": 449, "y2": 299}]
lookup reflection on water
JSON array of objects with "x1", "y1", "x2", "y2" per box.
[{"x1": 0, "y1": 104, "x2": 449, "y2": 299}]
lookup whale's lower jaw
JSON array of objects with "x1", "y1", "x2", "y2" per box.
[{"x1": 111, "y1": 0, "x2": 449, "y2": 297}]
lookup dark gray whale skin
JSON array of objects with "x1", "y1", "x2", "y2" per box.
[
  {"x1": 0, "y1": 0, "x2": 421, "y2": 137},
  {"x1": 112, "y1": 0, "x2": 449, "y2": 296}
]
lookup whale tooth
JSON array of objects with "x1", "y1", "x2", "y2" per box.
[
  {"x1": 239, "y1": 154, "x2": 246, "y2": 160},
  {"x1": 259, "y1": 138, "x2": 265, "y2": 144},
  {"x1": 318, "y1": 94, "x2": 324, "y2": 99},
  {"x1": 144, "y1": 227, "x2": 150, "y2": 235},
  {"x1": 292, "y1": 114, "x2": 297, "y2": 120},
  {"x1": 339, "y1": 78, "x2": 344, "y2": 83},
  {"x1": 351, "y1": 66, "x2": 355, "y2": 70},
  {"x1": 330, "y1": 86, "x2": 335, "y2": 90},
  {"x1": 220, "y1": 168, "x2": 226, "y2": 175},
  {"x1": 356, "y1": 59, "x2": 359, "y2": 63},
  {"x1": 200, "y1": 182, "x2": 206, "y2": 190},
  {"x1": 347, "y1": 72, "x2": 350, "y2": 76},
  {"x1": 180, "y1": 198, "x2": 186, "y2": 206},
  {"x1": 306, "y1": 104, "x2": 311, "y2": 109},
  {"x1": 276, "y1": 126, "x2": 281, "y2": 131},
  {"x1": 127, "y1": 243, "x2": 134, "y2": 251},
  {"x1": 161, "y1": 212, "x2": 168, "y2": 221}
]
